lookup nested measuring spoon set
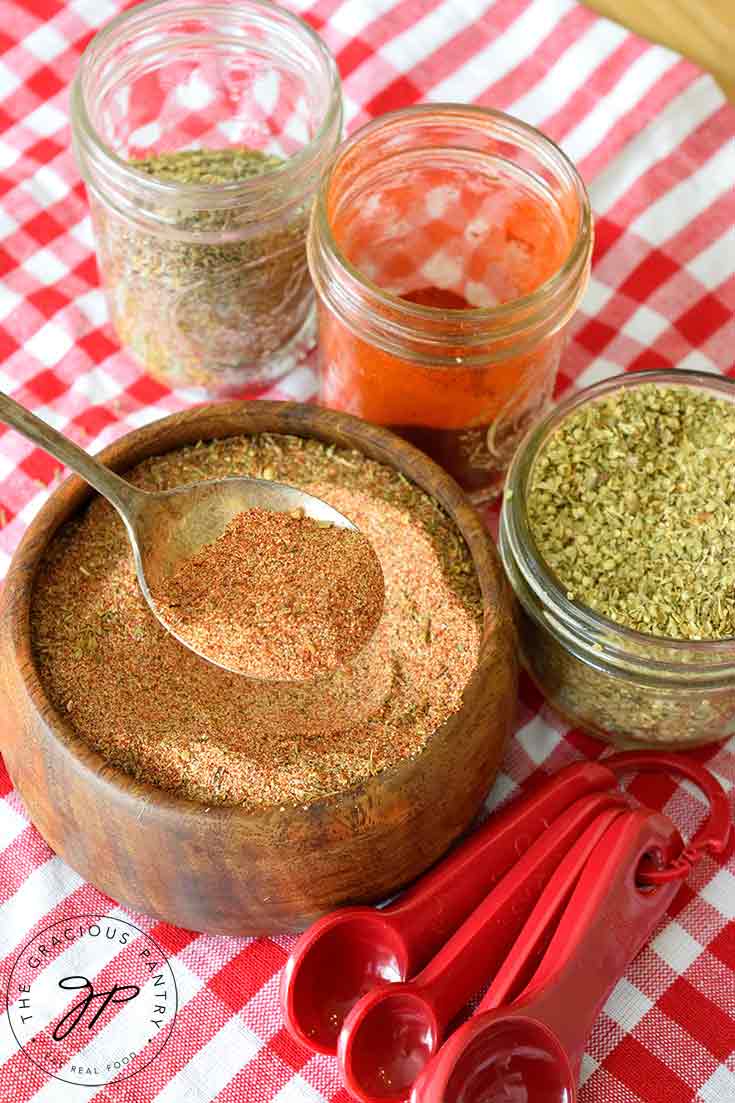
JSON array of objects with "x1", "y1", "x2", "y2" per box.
[{"x1": 281, "y1": 753, "x2": 731, "y2": 1103}]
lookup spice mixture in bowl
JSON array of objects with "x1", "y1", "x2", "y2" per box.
[
  {"x1": 2, "y1": 420, "x2": 515, "y2": 937},
  {"x1": 31, "y1": 432, "x2": 483, "y2": 808},
  {"x1": 500, "y1": 369, "x2": 735, "y2": 748}
]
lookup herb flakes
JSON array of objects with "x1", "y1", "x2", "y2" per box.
[
  {"x1": 91, "y1": 148, "x2": 311, "y2": 390},
  {"x1": 528, "y1": 383, "x2": 735, "y2": 640}
]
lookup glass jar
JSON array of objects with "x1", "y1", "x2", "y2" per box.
[
  {"x1": 500, "y1": 369, "x2": 735, "y2": 749},
  {"x1": 308, "y1": 105, "x2": 592, "y2": 502},
  {"x1": 72, "y1": 0, "x2": 342, "y2": 393}
]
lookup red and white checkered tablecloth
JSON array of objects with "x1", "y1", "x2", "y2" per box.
[{"x1": 0, "y1": 1, "x2": 733, "y2": 1101}]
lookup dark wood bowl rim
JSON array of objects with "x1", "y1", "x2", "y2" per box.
[{"x1": 3, "y1": 400, "x2": 505, "y2": 830}]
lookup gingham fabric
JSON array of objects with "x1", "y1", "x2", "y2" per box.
[{"x1": 0, "y1": 1, "x2": 733, "y2": 1101}]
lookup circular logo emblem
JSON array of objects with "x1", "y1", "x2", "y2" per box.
[{"x1": 7, "y1": 914, "x2": 178, "y2": 1087}]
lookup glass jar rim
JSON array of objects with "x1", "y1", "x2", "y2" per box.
[
  {"x1": 71, "y1": 0, "x2": 342, "y2": 213},
  {"x1": 312, "y1": 103, "x2": 593, "y2": 329},
  {"x1": 502, "y1": 368, "x2": 735, "y2": 672}
]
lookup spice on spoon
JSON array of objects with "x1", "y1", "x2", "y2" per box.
[
  {"x1": 527, "y1": 382, "x2": 735, "y2": 640},
  {"x1": 151, "y1": 507, "x2": 385, "y2": 679}
]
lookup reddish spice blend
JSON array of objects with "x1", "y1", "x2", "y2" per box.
[
  {"x1": 152, "y1": 508, "x2": 384, "y2": 680},
  {"x1": 31, "y1": 434, "x2": 481, "y2": 809}
]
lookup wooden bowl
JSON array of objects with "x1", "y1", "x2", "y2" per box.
[{"x1": 0, "y1": 402, "x2": 517, "y2": 935}]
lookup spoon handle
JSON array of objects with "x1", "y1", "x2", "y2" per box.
[
  {"x1": 515, "y1": 808, "x2": 680, "y2": 1074},
  {"x1": 391, "y1": 761, "x2": 616, "y2": 956},
  {"x1": 0, "y1": 391, "x2": 140, "y2": 518},
  {"x1": 418, "y1": 789, "x2": 628, "y2": 1025},
  {"x1": 477, "y1": 804, "x2": 627, "y2": 1013}
]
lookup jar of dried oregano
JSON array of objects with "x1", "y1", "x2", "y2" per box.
[
  {"x1": 71, "y1": 0, "x2": 342, "y2": 392},
  {"x1": 500, "y1": 369, "x2": 735, "y2": 749}
]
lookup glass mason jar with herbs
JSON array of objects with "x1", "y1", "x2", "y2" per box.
[
  {"x1": 308, "y1": 105, "x2": 592, "y2": 502},
  {"x1": 500, "y1": 369, "x2": 735, "y2": 749},
  {"x1": 72, "y1": 0, "x2": 342, "y2": 392}
]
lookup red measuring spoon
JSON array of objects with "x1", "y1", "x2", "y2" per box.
[
  {"x1": 410, "y1": 807, "x2": 681, "y2": 1103},
  {"x1": 281, "y1": 761, "x2": 616, "y2": 1053},
  {"x1": 476, "y1": 807, "x2": 632, "y2": 1013},
  {"x1": 337, "y1": 790, "x2": 627, "y2": 1103}
]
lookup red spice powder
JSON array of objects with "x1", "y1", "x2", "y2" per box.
[{"x1": 152, "y1": 508, "x2": 385, "y2": 681}]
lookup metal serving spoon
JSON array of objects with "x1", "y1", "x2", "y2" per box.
[{"x1": 0, "y1": 391, "x2": 379, "y2": 676}]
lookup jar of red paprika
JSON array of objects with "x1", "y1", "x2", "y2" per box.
[{"x1": 308, "y1": 105, "x2": 593, "y2": 501}]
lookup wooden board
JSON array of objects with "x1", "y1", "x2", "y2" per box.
[{"x1": 584, "y1": 0, "x2": 735, "y2": 101}]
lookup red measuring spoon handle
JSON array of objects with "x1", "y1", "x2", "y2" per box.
[
  {"x1": 391, "y1": 761, "x2": 616, "y2": 958},
  {"x1": 513, "y1": 808, "x2": 681, "y2": 1076},
  {"x1": 477, "y1": 804, "x2": 627, "y2": 1014},
  {"x1": 416, "y1": 789, "x2": 628, "y2": 1029}
]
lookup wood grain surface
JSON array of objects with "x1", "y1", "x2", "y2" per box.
[
  {"x1": 0, "y1": 401, "x2": 518, "y2": 935},
  {"x1": 584, "y1": 0, "x2": 735, "y2": 100}
]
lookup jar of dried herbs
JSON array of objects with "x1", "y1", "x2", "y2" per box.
[
  {"x1": 500, "y1": 369, "x2": 735, "y2": 749},
  {"x1": 71, "y1": 0, "x2": 342, "y2": 392}
]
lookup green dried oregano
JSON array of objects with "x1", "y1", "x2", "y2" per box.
[{"x1": 527, "y1": 382, "x2": 735, "y2": 640}]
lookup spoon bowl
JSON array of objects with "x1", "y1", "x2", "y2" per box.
[
  {"x1": 340, "y1": 986, "x2": 440, "y2": 1103},
  {"x1": 281, "y1": 909, "x2": 409, "y2": 1053},
  {"x1": 0, "y1": 391, "x2": 381, "y2": 676},
  {"x1": 127, "y1": 474, "x2": 366, "y2": 675},
  {"x1": 440, "y1": 1017, "x2": 571, "y2": 1103}
]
